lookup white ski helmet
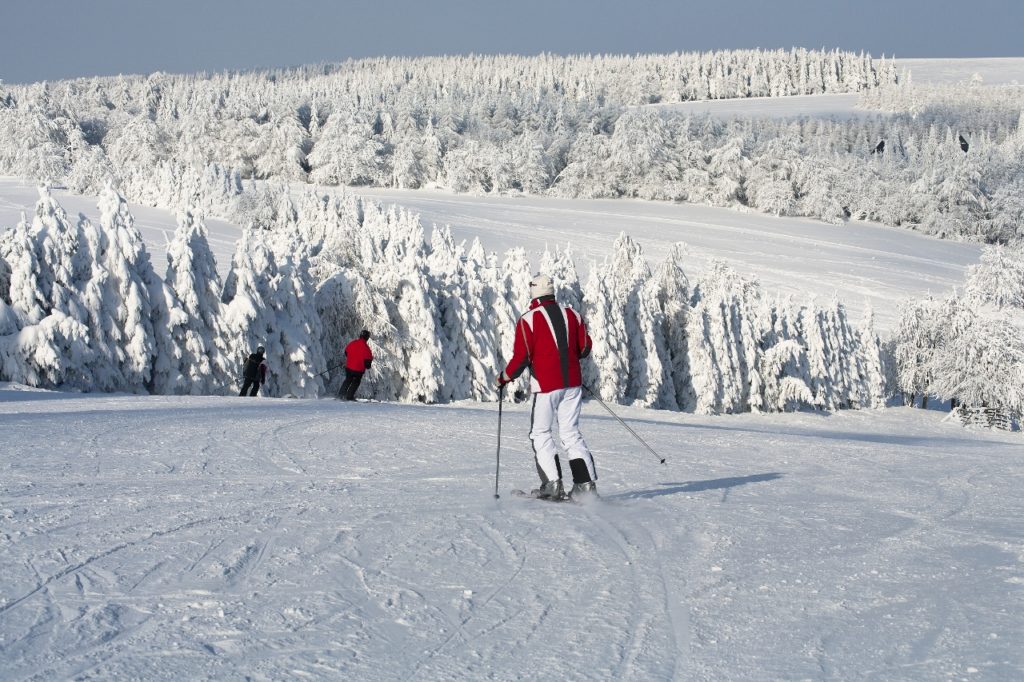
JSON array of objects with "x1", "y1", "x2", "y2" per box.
[{"x1": 529, "y1": 273, "x2": 555, "y2": 300}]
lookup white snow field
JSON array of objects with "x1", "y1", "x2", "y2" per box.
[{"x1": 1, "y1": 385, "x2": 1021, "y2": 680}]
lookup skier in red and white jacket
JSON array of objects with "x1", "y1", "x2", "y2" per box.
[{"x1": 495, "y1": 274, "x2": 598, "y2": 500}]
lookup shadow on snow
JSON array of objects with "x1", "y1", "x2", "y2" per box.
[{"x1": 607, "y1": 472, "x2": 784, "y2": 500}]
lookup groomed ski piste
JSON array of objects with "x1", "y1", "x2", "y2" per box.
[{"x1": 1, "y1": 384, "x2": 1022, "y2": 680}]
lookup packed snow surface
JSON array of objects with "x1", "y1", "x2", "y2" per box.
[{"x1": 1, "y1": 386, "x2": 1021, "y2": 680}]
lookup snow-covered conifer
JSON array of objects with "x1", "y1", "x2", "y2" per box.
[
  {"x1": 964, "y1": 244, "x2": 1024, "y2": 309},
  {"x1": 427, "y1": 225, "x2": 471, "y2": 401},
  {"x1": 652, "y1": 243, "x2": 693, "y2": 410},
  {"x1": 252, "y1": 112, "x2": 309, "y2": 182},
  {"x1": 86, "y1": 188, "x2": 158, "y2": 392},
  {"x1": 222, "y1": 229, "x2": 279, "y2": 393},
  {"x1": 856, "y1": 304, "x2": 887, "y2": 408},
  {"x1": 582, "y1": 255, "x2": 629, "y2": 403},
  {"x1": 539, "y1": 245, "x2": 584, "y2": 312},
  {"x1": 612, "y1": 235, "x2": 672, "y2": 406},
  {"x1": 686, "y1": 262, "x2": 753, "y2": 413},
  {"x1": 0, "y1": 192, "x2": 93, "y2": 388},
  {"x1": 757, "y1": 339, "x2": 814, "y2": 412},
  {"x1": 371, "y1": 215, "x2": 442, "y2": 403},
  {"x1": 500, "y1": 247, "x2": 533, "y2": 398},
  {"x1": 308, "y1": 113, "x2": 385, "y2": 186},
  {"x1": 163, "y1": 210, "x2": 232, "y2": 394},
  {"x1": 268, "y1": 247, "x2": 326, "y2": 399},
  {"x1": 316, "y1": 271, "x2": 402, "y2": 400},
  {"x1": 463, "y1": 239, "x2": 506, "y2": 400}
]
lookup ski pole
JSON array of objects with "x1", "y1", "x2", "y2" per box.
[
  {"x1": 494, "y1": 384, "x2": 505, "y2": 499},
  {"x1": 582, "y1": 384, "x2": 666, "y2": 465},
  {"x1": 314, "y1": 362, "x2": 345, "y2": 378}
]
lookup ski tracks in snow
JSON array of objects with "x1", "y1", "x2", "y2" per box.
[{"x1": 580, "y1": 500, "x2": 697, "y2": 680}]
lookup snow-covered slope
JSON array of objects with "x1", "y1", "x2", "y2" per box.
[
  {"x1": 642, "y1": 93, "x2": 865, "y2": 119},
  {"x1": 1, "y1": 386, "x2": 1021, "y2": 680},
  {"x1": 0, "y1": 178, "x2": 240, "y2": 277},
  {"x1": 894, "y1": 57, "x2": 1024, "y2": 85},
  {"x1": 0, "y1": 178, "x2": 981, "y2": 333},
  {"x1": 352, "y1": 187, "x2": 981, "y2": 332},
  {"x1": 644, "y1": 58, "x2": 1024, "y2": 119}
]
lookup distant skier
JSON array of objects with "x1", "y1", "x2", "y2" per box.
[
  {"x1": 495, "y1": 274, "x2": 598, "y2": 500},
  {"x1": 239, "y1": 345, "x2": 268, "y2": 397},
  {"x1": 339, "y1": 330, "x2": 374, "y2": 401}
]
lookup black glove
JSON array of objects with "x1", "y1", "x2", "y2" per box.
[{"x1": 364, "y1": 359, "x2": 372, "y2": 370}]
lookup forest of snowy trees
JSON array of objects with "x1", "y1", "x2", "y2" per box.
[
  {"x1": 17, "y1": 49, "x2": 1023, "y2": 240},
  {"x1": 0, "y1": 186, "x2": 887, "y2": 414},
  {"x1": 1, "y1": 49, "x2": 1018, "y2": 242},
  {"x1": 892, "y1": 242, "x2": 1024, "y2": 427}
]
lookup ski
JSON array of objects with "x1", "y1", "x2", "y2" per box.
[{"x1": 510, "y1": 488, "x2": 573, "y2": 503}]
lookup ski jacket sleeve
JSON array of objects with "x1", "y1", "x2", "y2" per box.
[
  {"x1": 576, "y1": 312, "x2": 593, "y2": 359},
  {"x1": 259, "y1": 360, "x2": 268, "y2": 382},
  {"x1": 503, "y1": 316, "x2": 533, "y2": 381}
]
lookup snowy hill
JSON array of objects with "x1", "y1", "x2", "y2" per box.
[
  {"x1": 1, "y1": 386, "x2": 1021, "y2": 679},
  {"x1": 0, "y1": 178, "x2": 982, "y2": 333},
  {"x1": 352, "y1": 187, "x2": 982, "y2": 332}
]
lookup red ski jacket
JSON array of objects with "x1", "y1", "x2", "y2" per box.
[
  {"x1": 502, "y1": 296, "x2": 592, "y2": 393},
  {"x1": 345, "y1": 338, "x2": 374, "y2": 372}
]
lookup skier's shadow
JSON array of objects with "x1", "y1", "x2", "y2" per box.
[{"x1": 607, "y1": 472, "x2": 783, "y2": 500}]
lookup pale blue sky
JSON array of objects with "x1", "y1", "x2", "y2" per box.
[{"x1": 2, "y1": 0, "x2": 1021, "y2": 83}]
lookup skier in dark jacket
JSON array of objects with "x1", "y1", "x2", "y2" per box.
[
  {"x1": 339, "y1": 330, "x2": 373, "y2": 401},
  {"x1": 240, "y1": 346, "x2": 268, "y2": 397},
  {"x1": 495, "y1": 274, "x2": 598, "y2": 500}
]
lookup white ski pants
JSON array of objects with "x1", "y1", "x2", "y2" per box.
[{"x1": 530, "y1": 386, "x2": 597, "y2": 484}]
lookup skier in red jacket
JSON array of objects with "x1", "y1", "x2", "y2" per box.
[
  {"x1": 339, "y1": 330, "x2": 373, "y2": 401},
  {"x1": 495, "y1": 274, "x2": 598, "y2": 500}
]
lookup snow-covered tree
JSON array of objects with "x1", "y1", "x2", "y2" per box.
[
  {"x1": 652, "y1": 243, "x2": 693, "y2": 410},
  {"x1": 0, "y1": 191, "x2": 93, "y2": 388},
  {"x1": 79, "y1": 188, "x2": 159, "y2": 392},
  {"x1": 463, "y1": 239, "x2": 506, "y2": 400},
  {"x1": 268, "y1": 247, "x2": 326, "y2": 399},
  {"x1": 221, "y1": 229, "x2": 280, "y2": 392},
  {"x1": 856, "y1": 305, "x2": 888, "y2": 408},
  {"x1": 162, "y1": 210, "x2": 232, "y2": 394},
  {"x1": 757, "y1": 339, "x2": 814, "y2": 412},
  {"x1": 426, "y1": 225, "x2": 471, "y2": 402},
  {"x1": 891, "y1": 294, "x2": 945, "y2": 407},
  {"x1": 964, "y1": 244, "x2": 1024, "y2": 309}
]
